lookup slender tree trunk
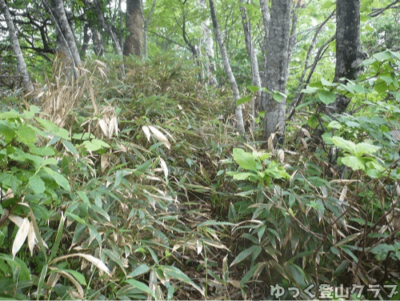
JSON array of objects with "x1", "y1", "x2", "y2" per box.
[
  {"x1": 52, "y1": 0, "x2": 81, "y2": 67},
  {"x1": 288, "y1": 11, "x2": 335, "y2": 117},
  {"x1": 239, "y1": 0, "x2": 261, "y2": 129},
  {"x1": 92, "y1": 0, "x2": 123, "y2": 56},
  {"x1": 124, "y1": 0, "x2": 143, "y2": 57},
  {"x1": 209, "y1": 0, "x2": 245, "y2": 134},
  {"x1": 259, "y1": 0, "x2": 270, "y2": 73},
  {"x1": 261, "y1": 0, "x2": 292, "y2": 145},
  {"x1": 330, "y1": 0, "x2": 362, "y2": 114},
  {"x1": 119, "y1": 0, "x2": 124, "y2": 52},
  {"x1": 0, "y1": 0, "x2": 33, "y2": 93},
  {"x1": 80, "y1": 23, "x2": 90, "y2": 59},
  {"x1": 143, "y1": 0, "x2": 156, "y2": 58},
  {"x1": 287, "y1": 1, "x2": 301, "y2": 70},
  {"x1": 198, "y1": 0, "x2": 217, "y2": 85}
]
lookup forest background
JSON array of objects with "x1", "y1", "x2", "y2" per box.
[{"x1": 0, "y1": 0, "x2": 400, "y2": 300}]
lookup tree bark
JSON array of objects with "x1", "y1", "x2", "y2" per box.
[
  {"x1": 92, "y1": 0, "x2": 123, "y2": 56},
  {"x1": 199, "y1": 0, "x2": 217, "y2": 86},
  {"x1": 143, "y1": 0, "x2": 156, "y2": 58},
  {"x1": 330, "y1": 0, "x2": 362, "y2": 114},
  {"x1": 51, "y1": 0, "x2": 81, "y2": 67},
  {"x1": 0, "y1": 0, "x2": 33, "y2": 93},
  {"x1": 209, "y1": 0, "x2": 245, "y2": 134},
  {"x1": 239, "y1": 0, "x2": 261, "y2": 129},
  {"x1": 124, "y1": 0, "x2": 143, "y2": 57},
  {"x1": 260, "y1": 0, "x2": 292, "y2": 145},
  {"x1": 259, "y1": 0, "x2": 270, "y2": 68}
]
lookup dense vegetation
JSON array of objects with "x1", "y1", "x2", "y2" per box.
[{"x1": 0, "y1": 0, "x2": 400, "y2": 300}]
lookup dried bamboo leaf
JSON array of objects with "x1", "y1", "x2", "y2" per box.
[
  {"x1": 12, "y1": 218, "x2": 30, "y2": 258},
  {"x1": 148, "y1": 125, "x2": 171, "y2": 149}
]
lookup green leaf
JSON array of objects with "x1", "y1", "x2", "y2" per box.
[
  {"x1": 328, "y1": 121, "x2": 342, "y2": 129},
  {"x1": 58, "y1": 269, "x2": 87, "y2": 285},
  {"x1": 318, "y1": 90, "x2": 336, "y2": 104},
  {"x1": 126, "y1": 279, "x2": 156, "y2": 298},
  {"x1": 247, "y1": 85, "x2": 260, "y2": 93},
  {"x1": 331, "y1": 137, "x2": 356, "y2": 154},
  {"x1": 230, "y1": 245, "x2": 260, "y2": 266},
  {"x1": 43, "y1": 167, "x2": 71, "y2": 191},
  {"x1": 236, "y1": 95, "x2": 252, "y2": 106},
  {"x1": 0, "y1": 123, "x2": 16, "y2": 142},
  {"x1": 375, "y1": 80, "x2": 388, "y2": 93},
  {"x1": 29, "y1": 146, "x2": 55, "y2": 156},
  {"x1": 163, "y1": 266, "x2": 204, "y2": 296},
  {"x1": 272, "y1": 91, "x2": 286, "y2": 102},
  {"x1": 83, "y1": 139, "x2": 110, "y2": 151},
  {"x1": 232, "y1": 148, "x2": 257, "y2": 171},
  {"x1": 16, "y1": 125, "x2": 37, "y2": 145},
  {"x1": 62, "y1": 139, "x2": 78, "y2": 154},
  {"x1": 227, "y1": 172, "x2": 256, "y2": 181},
  {"x1": 321, "y1": 77, "x2": 336, "y2": 87},
  {"x1": 355, "y1": 142, "x2": 380, "y2": 156},
  {"x1": 341, "y1": 156, "x2": 365, "y2": 171},
  {"x1": 28, "y1": 175, "x2": 46, "y2": 194},
  {"x1": 128, "y1": 264, "x2": 150, "y2": 278},
  {"x1": 373, "y1": 51, "x2": 392, "y2": 61}
]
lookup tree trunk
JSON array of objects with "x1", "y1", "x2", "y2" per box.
[
  {"x1": 239, "y1": 0, "x2": 261, "y2": 129},
  {"x1": 0, "y1": 0, "x2": 33, "y2": 93},
  {"x1": 92, "y1": 0, "x2": 123, "y2": 56},
  {"x1": 198, "y1": 0, "x2": 217, "y2": 85},
  {"x1": 51, "y1": 0, "x2": 81, "y2": 67},
  {"x1": 143, "y1": 0, "x2": 156, "y2": 58},
  {"x1": 80, "y1": 23, "x2": 90, "y2": 59},
  {"x1": 124, "y1": 0, "x2": 143, "y2": 57},
  {"x1": 259, "y1": 0, "x2": 270, "y2": 70},
  {"x1": 330, "y1": 0, "x2": 362, "y2": 114},
  {"x1": 209, "y1": 0, "x2": 245, "y2": 134},
  {"x1": 260, "y1": 0, "x2": 292, "y2": 145}
]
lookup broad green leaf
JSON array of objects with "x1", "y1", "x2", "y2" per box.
[
  {"x1": 0, "y1": 111, "x2": 22, "y2": 119},
  {"x1": 318, "y1": 90, "x2": 336, "y2": 104},
  {"x1": 236, "y1": 95, "x2": 252, "y2": 106},
  {"x1": 16, "y1": 125, "x2": 37, "y2": 145},
  {"x1": 373, "y1": 51, "x2": 392, "y2": 61},
  {"x1": 331, "y1": 137, "x2": 356, "y2": 154},
  {"x1": 227, "y1": 172, "x2": 256, "y2": 181},
  {"x1": 375, "y1": 80, "x2": 388, "y2": 93},
  {"x1": 328, "y1": 121, "x2": 342, "y2": 129},
  {"x1": 272, "y1": 91, "x2": 286, "y2": 102},
  {"x1": 128, "y1": 264, "x2": 150, "y2": 278},
  {"x1": 0, "y1": 123, "x2": 16, "y2": 142},
  {"x1": 62, "y1": 139, "x2": 78, "y2": 154},
  {"x1": 83, "y1": 139, "x2": 110, "y2": 151},
  {"x1": 126, "y1": 279, "x2": 156, "y2": 298},
  {"x1": 341, "y1": 156, "x2": 365, "y2": 171},
  {"x1": 355, "y1": 142, "x2": 380, "y2": 156},
  {"x1": 232, "y1": 148, "x2": 257, "y2": 171},
  {"x1": 29, "y1": 146, "x2": 55, "y2": 156},
  {"x1": 28, "y1": 175, "x2": 46, "y2": 194},
  {"x1": 247, "y1": 85, "x2": 260, "y2": 92},
  {"x1": 321, "y1": 77, "x2": 336, "y2": 87}
]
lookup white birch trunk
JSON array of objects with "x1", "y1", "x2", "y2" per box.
[
  {"x1": 0, "y1": 0, "x2": 33, "y2": 93},
  {"x1": 209, "y1": 0, "x2": 245, "y2": 134},
  {"x1": 53, "y1": 0, "x2": 81, "y2": 67},
  {"x1": 199, "y1": 0, "x2": 217, "y2": 86},
  {"x1": 239, "y1": 0, "x2": 261, "y2": 129},
  {"x1": 259, "y1": 0, "x2": 270, "y2": 71},
  {"x1": 143, "y1": 0, "x2": 156, "y2": 58}
]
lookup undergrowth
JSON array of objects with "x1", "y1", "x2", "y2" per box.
[{"x1": 0, "y1": 52, "x2": 399, "y2": 300}]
